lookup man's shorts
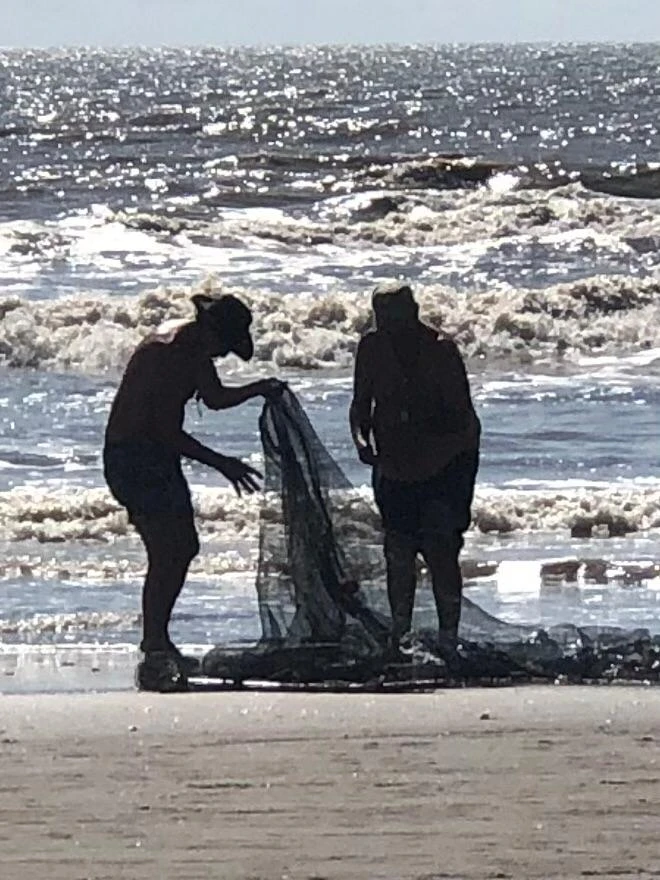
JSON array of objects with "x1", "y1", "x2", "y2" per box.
[
  {"x1": 103, "y1": 440, "x2": 194, "y2": 524},
  {"x1": 373, "y1": 451, "x2": 479, "y2": 548}
]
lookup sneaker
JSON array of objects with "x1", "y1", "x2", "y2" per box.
[{"x1": 136, "y1": 651, "x2": 188, "y2": 693}]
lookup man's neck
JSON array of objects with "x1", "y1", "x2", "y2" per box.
[{"x1": 172, "y1": 321, "x2": 202, "y2": 351}]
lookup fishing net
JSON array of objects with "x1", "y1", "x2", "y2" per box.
[{"x1": 202, "y1": 390, "x2": 660, "y2": 687}]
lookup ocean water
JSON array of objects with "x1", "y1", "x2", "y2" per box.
[{"x1": 1, "y1": 44, "x2": 659, "y2": 686}]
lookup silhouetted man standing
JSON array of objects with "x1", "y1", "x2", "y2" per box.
[
  {"x1": 104, "y1": 293, "x2": 283, "y2": 690},
  {"x1": 350, "y1": 282, "x2": 480, "y2": 655}
]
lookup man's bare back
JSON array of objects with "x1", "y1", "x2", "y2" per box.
[
  {"x1": 106, "y1": 316, "x2": 281, "y2": 482},
  {"x1": 105, "y1": 326, "x2": 198, "y2": 445}
]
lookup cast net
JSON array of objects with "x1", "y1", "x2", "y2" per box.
[{"x1": 202, "y1": 390, "x2": 660, "y2": 687}]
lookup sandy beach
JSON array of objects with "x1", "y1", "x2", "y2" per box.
[{"x1": 1, "y1": 686, "x2": 659, "y2": 880}]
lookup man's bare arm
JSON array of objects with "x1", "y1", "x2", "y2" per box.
[
  {"x1": 170, "y1": 430, "x2": 230, "y2": 468},
  {"x1": 196, "y1": 358, "x2": 280, "y2": 410},
  {"x1": 164, "y1": 429, "x2": 262, "y2": 496},
  {"x1": 349, "y1": 336, "x2": 377, "y2": 465},
  {"x1": 432, "y1": 340, "x2": 481, "y2": 465},
  {"x1": 442, "y1": 339, "x2": 480, "y2": 438}
]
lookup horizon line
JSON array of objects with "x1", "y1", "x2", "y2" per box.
[{"x1": 3, "y1": 39, "x2": 660, "y2": 51}]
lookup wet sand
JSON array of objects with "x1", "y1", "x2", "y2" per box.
[{"x1": 1, "y1": 686, "x2": 659, "y2": 880}]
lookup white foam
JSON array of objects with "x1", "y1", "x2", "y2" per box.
[
  {"x1": 474, "y1": 484, "x2": 660, "y2": 536},
  {"x1": 577, "y1": 347, "x2": 660, "y2": 369},
  {"x1": 68, "y1": 220, "x2": 176, "y2": 261},
  {"x1": 4, "y1": 176, "x2": 660, "y2": 315},
  {"x1": 488, "y1": 172, "x2": 520, "y2": 194},
  {"x1": 0, "y1": 610, "x2": 139, "y2": 637},
  {"x1": 2, "y1": 481, "x2": 659, "y2": 546},
  {"x1": 201, "y1": 121, "x2": 228, "y2": 136},
  {"x1": 1, "y1": 273, "x2": 660, "y2": 375}
]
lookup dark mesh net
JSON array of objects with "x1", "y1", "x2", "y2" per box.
[{"x1": 202, "y1": 390, "x2": 660, "y2": 687}]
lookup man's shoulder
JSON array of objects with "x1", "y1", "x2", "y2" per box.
[
  {"x1": 152, "y1": 319, "x2": 193, "y2": 345},
  {"x1": 137, "y1": 322, "x2": 194, "y2": 355},
  {"x1": 126, "y1": 327, "x2": 200, "y2": 380},
  {"x1": 431, "y1": 329, "x2": 462, "y2": 357},
  {"x1": 436, "y1": 335, "x2": 460, "y2": 351},
  {"x1": 357, "y1": 330, "x2": 379, "y2": 354}
]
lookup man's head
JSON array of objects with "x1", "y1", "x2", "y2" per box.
[
  {"x1": 372, "y1": 281, "x2": 419, "y2": 330},
  {"x1": 192, "y1": 293, "x2": 254, "y2": 360}
]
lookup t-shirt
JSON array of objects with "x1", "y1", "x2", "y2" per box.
[{"x1": 354, "y1": 323, "x2": 478, "y2": 482}]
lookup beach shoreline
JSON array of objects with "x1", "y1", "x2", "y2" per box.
[{"x1": 2, "y1": 686, "x2": 659, "y2": 879}]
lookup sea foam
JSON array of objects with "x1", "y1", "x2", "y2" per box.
[{"x1": 1, "y1": 273, "x2": 659, "y2": 375}]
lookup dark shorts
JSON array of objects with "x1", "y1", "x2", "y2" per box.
[
  {"x1": 373, "y1": 450, "x2": 478, "y2": 545},
  {"x1": 103, "y1": 440, "x2": 194, "y2": 524}
]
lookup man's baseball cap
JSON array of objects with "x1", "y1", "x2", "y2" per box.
[{"x1": 192, "y1": 293, "x2": 254, "y2": 361}]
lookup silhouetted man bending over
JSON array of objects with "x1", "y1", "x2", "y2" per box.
[
  {"x1": 104, "y1": 293, "x2": 282, "y2": 690},
  {"x1": 350, "y1": 282, "x2": 480, "y2": 655}
]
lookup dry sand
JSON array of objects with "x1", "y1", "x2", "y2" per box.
[{"x1": 1, "y1": 685, "x2": 660, "y2": 880}]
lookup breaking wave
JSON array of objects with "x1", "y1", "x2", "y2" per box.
[
  {"x1": 356, "y1": 154, "x2": 660, "y2": 201},
  {"x1": 1, "y1": 273, "x2": 660, "y2": 374},
  {"x1": 2, "y1": 481, "x2": 659, "y2": 545},
  {"x1": 5, "y1": 175, "x2": 660, "y2": 259}
]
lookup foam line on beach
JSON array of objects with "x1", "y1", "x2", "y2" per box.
[{"x1": 2, "y1": 482, "x2": 659, "y2": 544}]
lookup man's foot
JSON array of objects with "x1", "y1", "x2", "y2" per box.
[
  {"x1": 136, "y1": 651, "x2": 188, "y2": 693},
  {"x1": 384, "y1": 634, "x2": 407, "y2": 664},
  {"x1": 139, "y1": 639, "x2": 202, "y2": 676},
  {"x1": 437, "y1": 632, "x2": 461, "y2": 675},
  {"x1": 166, "y1": 642, "x2": 202, "y2": 676}
]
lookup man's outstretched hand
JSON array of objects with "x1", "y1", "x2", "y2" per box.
[{"x1": 217, "y1": 456, "x2": 263, "y2": 496}]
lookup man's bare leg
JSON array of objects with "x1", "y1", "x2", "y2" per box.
[
  {"x1": 384, "y1": 530, "x2": 418, "y2": 651},
  {"x1": 420, "y1": 534, "x2": 463, "y2": 643},
  {"x1": 133, "y1": 514, "x2": 200, "y2": 653}
]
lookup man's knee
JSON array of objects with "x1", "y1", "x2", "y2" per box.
[
  {"x1": 420, "y1": 531, "x2": 463, "y2": 575},
  {"x1": 161, "y1": 525, "x2": 199, "y2": 569},
  {"x1": 384, "y1": 530, "x2": 417, "y2": 564},
  {"x1": 185, "y1": 531, "x2": 200, "y2": 562},
  {"x1": 134, "y1": 514, "x2": 199, "y2": 564},
  {"x1": 384, "y1": 531, "x2": 418, "y2": 638},
  {"x1": 176, "y1": 520, "x2": 200, "y2": 563}
]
